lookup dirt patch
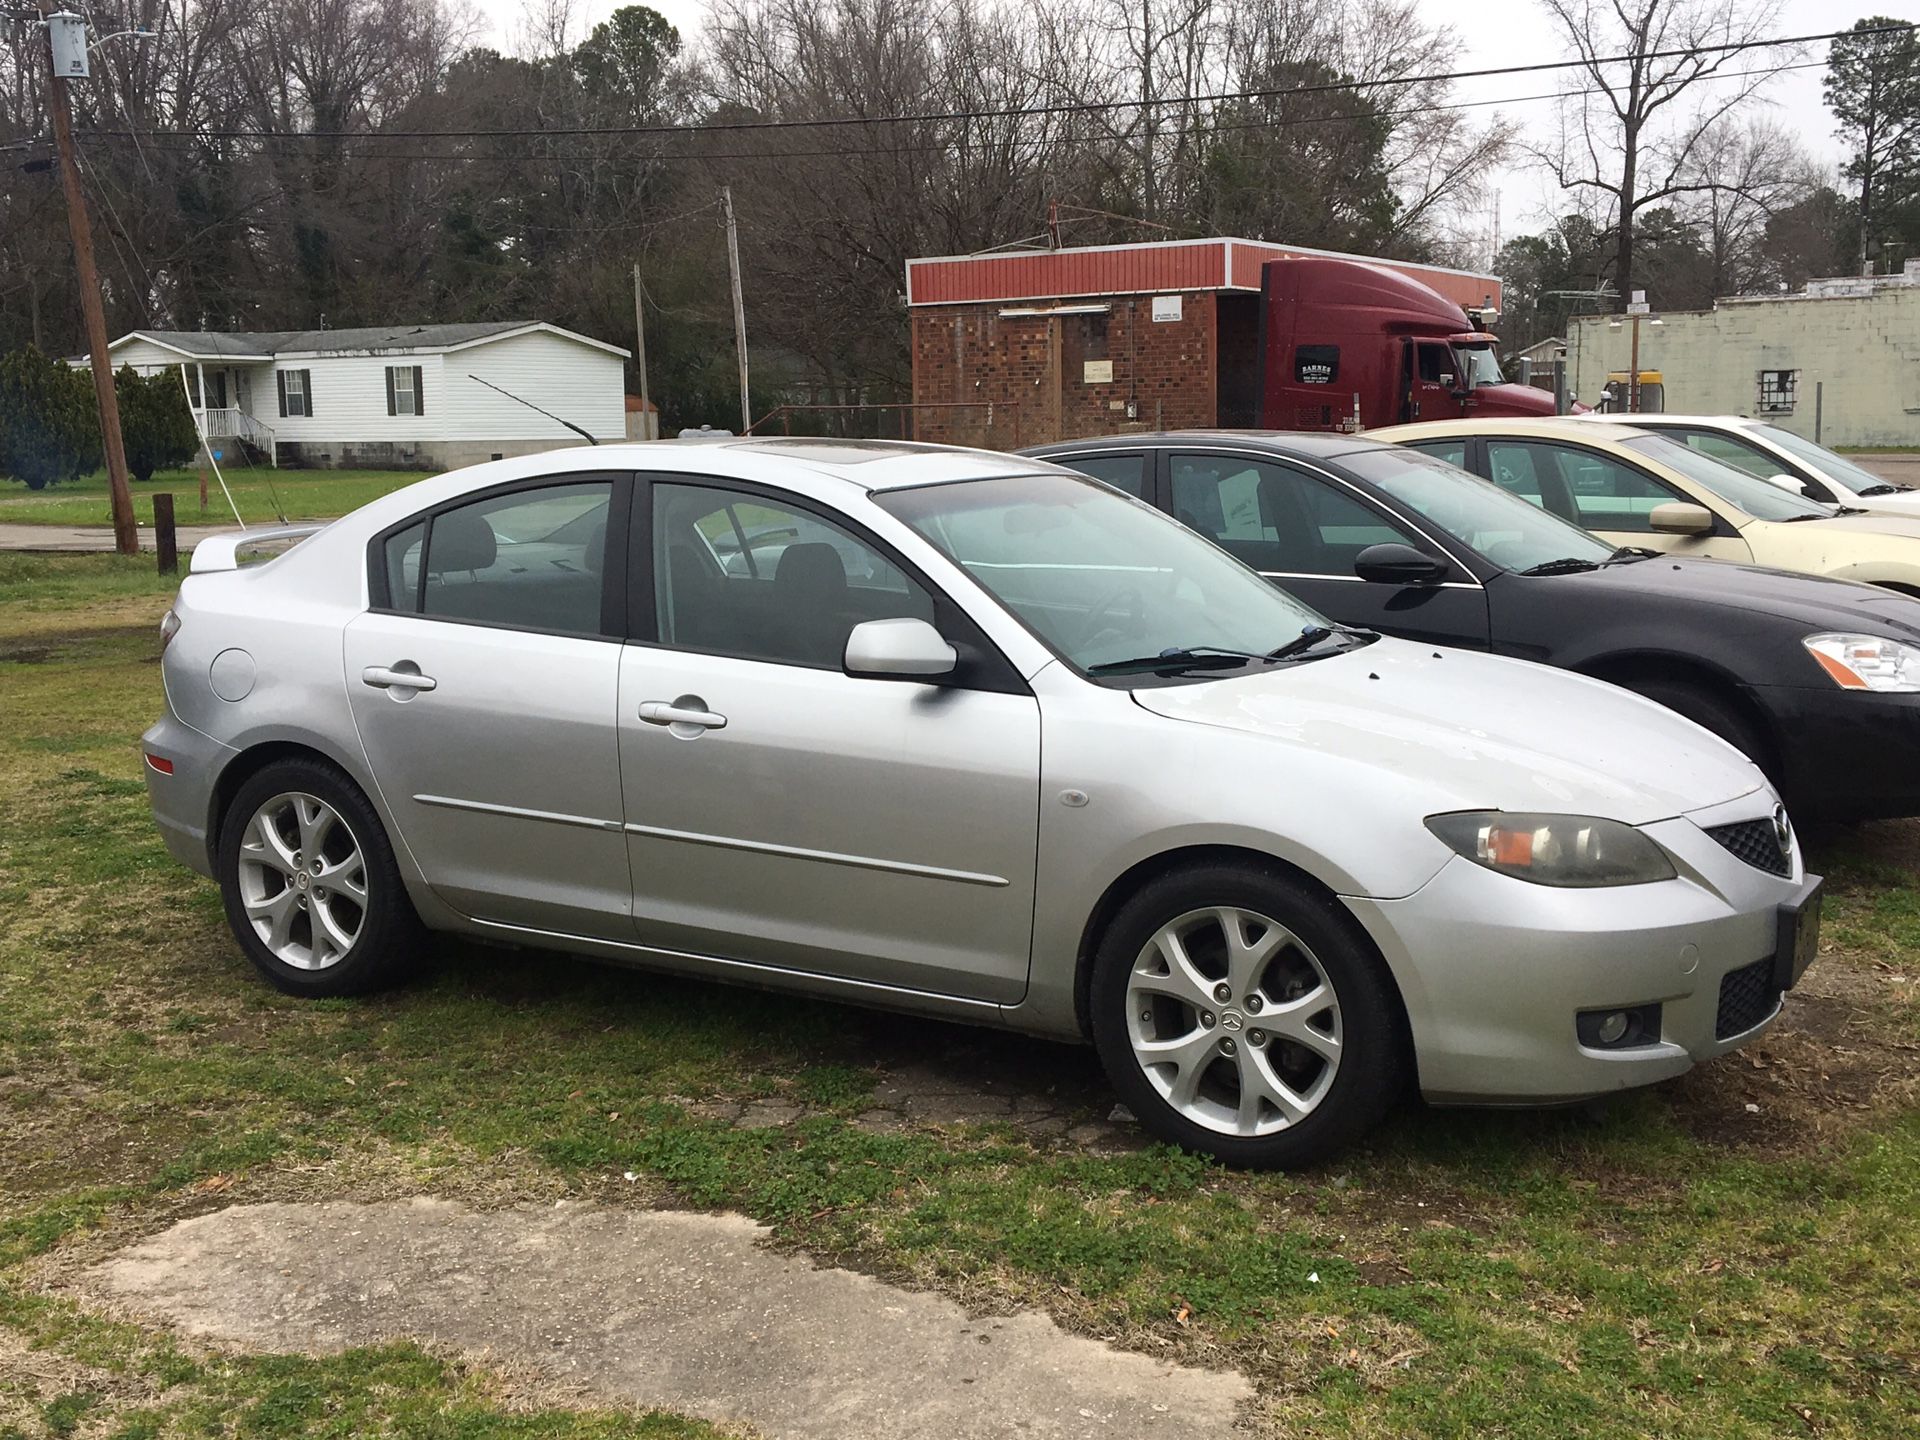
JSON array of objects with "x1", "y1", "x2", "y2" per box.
[
  {"x1": 0, "y1": 624, "x2": 154, "y2": 664},
  {"x1": 86, "y1": 1198, "x2": 1253, "y2": 1440}
]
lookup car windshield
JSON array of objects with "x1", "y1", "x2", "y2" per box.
[
  {"x1": 1755, "y1": 424, "x2": 1903, "y2": 495},
  {"x1": 1458, "y1": 345, "x2": 1506, "y2": 388},
  {"x1": 873, "y1": 472, "x2": 1332, "y2": 676},
  {"x1": 1340, "y1": 446, "x2": 1613, "y2": 571},
  {"x1": 1620, "y1": 434, "x2": 1833, "y2": 520}
]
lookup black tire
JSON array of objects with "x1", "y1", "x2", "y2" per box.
[
  {"x1": 1088, "y1": 862, "x2": 1407, "y2": 1169},
  {"x1": 1622, "y1": 678, "x2": 1773, "y2": 779},
  {"x1": 217, "y1": 756, "x2": 427, "y2": 997}
]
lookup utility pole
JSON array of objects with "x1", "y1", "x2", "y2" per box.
[
  {"x1": 631, "y1": 262, "x2": 651, "y2": 439},
  {"x1": 41, "y1": 8, "x2": 137, "y2": 555},
  {"x1": 721, "y1": 186, "x2": 751, "y2": 433}
]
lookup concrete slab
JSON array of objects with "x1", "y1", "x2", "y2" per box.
[{"x1": 90, "y1": 1199, "x2": 1251, "y2": 1440}]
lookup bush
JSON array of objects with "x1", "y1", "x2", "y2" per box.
[
  {"x1": 116, "y1": 365, "x2": 200, "y2": 482},
  {"x1": 0, "y1": 346, "x2": 102, "y2": 490}
]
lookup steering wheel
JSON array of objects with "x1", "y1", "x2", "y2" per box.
[{"x1": 1072, "y1": 583, "x2": 1145, "y2": 651}]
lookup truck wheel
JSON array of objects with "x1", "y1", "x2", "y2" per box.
[{"x1": 1088, "y1": 862, "x2": 1407, "y2": 1169}]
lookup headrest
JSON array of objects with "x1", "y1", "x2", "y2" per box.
[
  {"x1": 429, "y1": 509, "x2": 497, "y2": 573},
  {"x1": 773, "y1": 542, "x2": 846, "y2": 592}
]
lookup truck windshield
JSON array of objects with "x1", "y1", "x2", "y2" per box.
[
  {"x1": 1340, "y1": 447, "x2": 1614, "y2": 573},
  {"x1": 1456, "y1": 346, "x2": 1506, "y2": 388},
  {"x1": 874, "y1": 471, "x2": 1331, "y2": 678}
]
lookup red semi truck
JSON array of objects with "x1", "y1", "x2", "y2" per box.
[{"x1": 1258, "y1": 256, "x2": 1559, "y2": 431}]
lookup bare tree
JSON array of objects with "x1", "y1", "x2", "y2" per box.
[
  {"x1": 1682, "y1": 114, "x2": 1819, "y2": 295},
  {"x1": 1533, "y1": 0, "x2": 1795, "y2": 310}
]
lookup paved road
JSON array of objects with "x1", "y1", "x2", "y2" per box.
[{"x1": 6, "y1": 453, "x2": 1918, "y2": 552}]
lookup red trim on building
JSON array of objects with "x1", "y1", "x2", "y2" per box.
[{"x1": 907, "y1": 237, "x2": 1500, "y2": 313}]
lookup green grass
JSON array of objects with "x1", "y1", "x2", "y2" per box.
[
  {"x1": 1, "y1": 552, "x2": 1917, "y2": 1437},
  {"x1": 0, "y1": 467, "x2": 425, "y2": 529}
]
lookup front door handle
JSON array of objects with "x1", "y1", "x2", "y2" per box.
[
  {"x1": 638, "y1": 699, "x2": 727, "y2": 732},
  {"x1": 362, "y1": 664, "x2": 437, "y2": 692}
]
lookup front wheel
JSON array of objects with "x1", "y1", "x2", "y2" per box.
[
  {"x1": 1088, "y1": 863, "x2": 1407, "y2": 1168},
  {"x1": 218, "y1": 757, "x2": 426, "y2": 997}
]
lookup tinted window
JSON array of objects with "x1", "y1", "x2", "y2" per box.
[
  {"x1": 1400, "y1": 438, "x2": 1468, "y2": 470},
  {"x1": 396, "y1": 481, "x2": 612, "y2": 633},
  {"x1": 875, "y1": 472, "x2": 1328, "y2": 675},
  {"x1": 1664, "y1": 427, "x2": 1779, "y2": 480},
  {"x1": 1620, "y1": 434, "x2": 1830, "y2": 521},
  {"x1": 1170, "y1": 454, "x2": 1412, "y2": 575},
  {"x1": 1342, "y1": 447, "x2": 1612, "y2": 572},
  {"x1": 654, "y1": 483, "x2": 933, "y2": 668},
  {"x1": 1052, "y1": 452, "x2": 1147, "y2": 499},
  {"x1": 1754, "y1": 424, "x2": 1894, "y2": 495},
  {"x1": 1485, "y1": 441, "x2": 1679, "y2": 533}
]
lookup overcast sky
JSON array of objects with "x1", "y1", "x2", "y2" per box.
[{"x1": 467, "y1": 0, "x2": 1912, "y2": 249}]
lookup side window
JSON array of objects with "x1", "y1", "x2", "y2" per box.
[
  {"x1": 654, "y1": 483, "x2": 934, "y2": 668},
  {"x1": 1169, "y1": 454, "x2": 1418, "y2": 576},
  {"x1": 1053, "y1": 453, "x2": 1147, "y2": 499},
  {"x1": 1416, "y1": 343, "x2": 1454, "y2": 385},
  {"x1": 1668, "y1": 428, "x2": 1778, "y2": 481},
  {"x1": 1486, "y1": 443, "x2": 1545, "y2": 504},
  {"x1": 391, "y1": 480, "x2": 613, "y2": 634},
  {"x1": 1401, "y1": 438, "x2": 1469, "y2": 470},
  {"x1": 1488, "y1": 441, "x2": 1680, "y2": 533}
]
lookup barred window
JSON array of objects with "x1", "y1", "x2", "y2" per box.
[{"x1": 1757, "y1": 369, "x2": 1797, "y2": 414}]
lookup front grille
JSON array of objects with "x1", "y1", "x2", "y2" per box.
[
  {"x1": 1705, "y1": 818, "x2": 1791, "y2": 878},
  {"x1": 1716, "y1": 957, "x2": 1780, "y2": 1039}
]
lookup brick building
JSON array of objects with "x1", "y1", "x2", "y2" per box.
[{"x1": 906, "y1": 238, "x2": 1501, "y2": 448}]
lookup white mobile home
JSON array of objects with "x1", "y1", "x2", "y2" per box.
[{"x1": 85, "y1": 321, "x2": 631, "y2": 469}]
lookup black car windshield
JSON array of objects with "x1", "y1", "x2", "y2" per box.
[
  {"x1": 1339, "y1": 446, "x2": 1613, "y2": 572},
  {"x1": 874, "y1": 472, "x2": 1332, "y2": 676},
  {"x1": 1619, "y1": 434, "x2": 1832, "y2": 520}
]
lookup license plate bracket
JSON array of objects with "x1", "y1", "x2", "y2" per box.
[{"x1": 1773, "y1": 877, "x2": 1823, "y2": 993}]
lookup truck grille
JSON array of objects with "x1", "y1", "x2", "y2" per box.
[
  {"x1": 1715, "y1": 957, "x2": 1780, "y2": 1040},
  {"x1": 1704, "y1": 818, "x2": 1791, "y2": 878}
]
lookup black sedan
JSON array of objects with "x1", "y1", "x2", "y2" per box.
[{"x1": 1027, "y1": 431, "x2": 1920, "y2": 821}]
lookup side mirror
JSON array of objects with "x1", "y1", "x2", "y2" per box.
[
  {"x1": 1648, "y1": 501, "x2": 1715, "y2": 536},
  {"x1": 844, "y1": 617, "x2": 957, "y2": 680},
  {"x1": 1353, "y1": 541, "x2": 1450, "y2": 586},
  {"x1": 1756, "y1": 472, "x2": 1803, "y2": 494}
]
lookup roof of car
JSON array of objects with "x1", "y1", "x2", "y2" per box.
[
  {"x1": 1582, "y1": 413, "x2": 1764, "y2": 428},
  {"x1": 513, "y1": 435, "x2": 1061, "y2": 493},
  {"x1": 1374, "y1": 417, "x2": 1661, "y2": 444},
  {"x1": 1027, "y1": 430, "x2": 1391, "y2": 460}
]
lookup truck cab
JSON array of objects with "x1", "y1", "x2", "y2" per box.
[{"x1": 1260, "y1": 257, "x2": 1557, "y2": 432}]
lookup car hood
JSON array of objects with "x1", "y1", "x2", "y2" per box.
[
  {"x1": 1749, "y1": 512, "x2": 1920, "y2": 571},
  {"x1": 1549, "y1": 555, "x2": 1920, "y2": 638},
  {"x1": 1129, "y1": 638, "x2": 1766, "y2": 827}
]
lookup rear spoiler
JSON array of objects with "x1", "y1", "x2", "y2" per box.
[{"x1": 189, "y1": 524, "x2": 327, "y2": 574}]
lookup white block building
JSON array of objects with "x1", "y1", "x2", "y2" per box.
[{"x1": 84, "y1": 321, "x2": 631, "y2": 469}]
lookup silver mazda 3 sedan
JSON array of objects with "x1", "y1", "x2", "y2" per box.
[{"x1": 143, "y1": 439, "x2": 1821, "y2": 1167}]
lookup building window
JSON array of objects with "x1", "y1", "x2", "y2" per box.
[
  {"x1": 387, "y1": 365, "x2": 423, "y2": 417},
  {"x1": 278, "y1": 368, "x2": 312, "y2": 418},
  {"x1": 1757, "y1": 369, "x2": 1797, "y2": 414}
]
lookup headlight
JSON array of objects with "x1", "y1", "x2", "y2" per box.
[
  {"x1": 1425, "y1": 812, "x2": 1677, "y2": 888},
  {"x1": 1803, "y1": 634, "x2": 1920, "y2": 692}
]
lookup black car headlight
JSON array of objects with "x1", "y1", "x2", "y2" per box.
[
  {"x1": 1804, "y1": 634, "x2": 1920, "y2": 693},
  {"x1": 1425, "y1": 812, "x2": 1677, "y2": 888}
]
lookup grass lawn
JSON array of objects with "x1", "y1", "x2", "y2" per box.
[
  {"x1": 0, "y1": 468, "x2": 426, "y2": 530},
  {"x1": 2, "y1": 553, "x2": 1917, "y2": 1437}
]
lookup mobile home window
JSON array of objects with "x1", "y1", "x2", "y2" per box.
[
  {"x1": 278, "y1": 369, "x2": 312, "y2": 418},
  {"x1": 1756, "y1": 369, "x2": 1796, "y2": 414},
  {"x1": 387, "y1": 365, "x2": 424, "y2": 417}
]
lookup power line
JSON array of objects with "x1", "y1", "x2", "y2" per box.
[
  {"x1": 77, "y1": 25, "x2": 1900, "y2": 144},
  {"x1": 84, "y1": 58, "x2": 1832, "y2": 167}
]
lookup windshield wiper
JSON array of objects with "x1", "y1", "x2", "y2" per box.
[
  {"x1": 1833, "y1": 505, "x2": 1872, "y2": 516},
  {"x1": 1265, "y1": 624, "x2": 1378, "y2": 663},
  {"x1": 1087, "y1": 647, "x2": 1257, "y2": 676},
  {"x1": 1781, "y1": 512, "x2": 1832, "y2": 521},
  {"x1": 1519, "y1": 557, "x2": 1600, "y2": 576},
  {"x1": 1858, "y1": 484, "x2": 1911, "y2": 497},
  {"x1": 1602, "y1": 546, "x2": 1660, "y2": 565}
]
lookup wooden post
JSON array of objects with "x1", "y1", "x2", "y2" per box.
[
  {"x1": 632, "y1": 261, "x2": 652, "y2": 438},
  {"x1": 198, "y1": 464, "x2": 209, "y2": 512},
  {"x1": 1628, "y1": 315, "x2": 1641, "y2": 415},
  {"x1": 153, "y1": 492, "x2": 177, "y2": 575},
  {"x1": 42, "y1": 14, "x2": 138, "y2": 557},
  {"x1": 722, "y1": 187, "x2": 751, "y2": 433}
]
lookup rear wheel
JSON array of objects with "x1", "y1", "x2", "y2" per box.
[
  {"x1": 1089, "y1": 863, "x2": 1406, "y2": 1168},
  {"x1": 218, "y1": 757, "x2": 426, "y2": 996}
]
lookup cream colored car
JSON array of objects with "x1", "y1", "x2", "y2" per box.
[{"x1": 1376, "y1": 418, "x2": 1920, "y2": 594}]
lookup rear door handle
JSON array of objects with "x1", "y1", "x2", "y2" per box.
[
  {"x1": 362, "y1": 665, "x2": 437, "y2": 692},
  {"x1": 638, "y1": 700, "x2": 727, "y2": 731}
]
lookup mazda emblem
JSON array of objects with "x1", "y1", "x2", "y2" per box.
[{"x1": 1772, "y1": 804, "x2": 1793, "y2": 857}]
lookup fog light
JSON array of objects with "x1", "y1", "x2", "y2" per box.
[{"x1": 1576, "y1": 1003, "x2": 1661, "y2": 1050}]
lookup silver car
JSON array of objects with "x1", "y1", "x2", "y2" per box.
[{"x1": 144, "y1": 439, "x2": 1821, "y2": 1167}]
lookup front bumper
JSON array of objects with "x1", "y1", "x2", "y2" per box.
[
  {"x1": 1342, "y1": 799, "x2": 1816, "y2": 1104},
  {"x1": 1758, "y1": 683, "x2": 1920, "y2": 821},
  {"x1": 142, "y1": 712, "x2": 234, "y2": 879}
]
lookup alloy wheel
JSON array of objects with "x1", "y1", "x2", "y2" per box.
[
  {"x1": 1125, "y1": 906, "x2": 1343, "y2": 1136},
  {"x1": 234, "y1": 791, "x2": 368, "y2": 970}
]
